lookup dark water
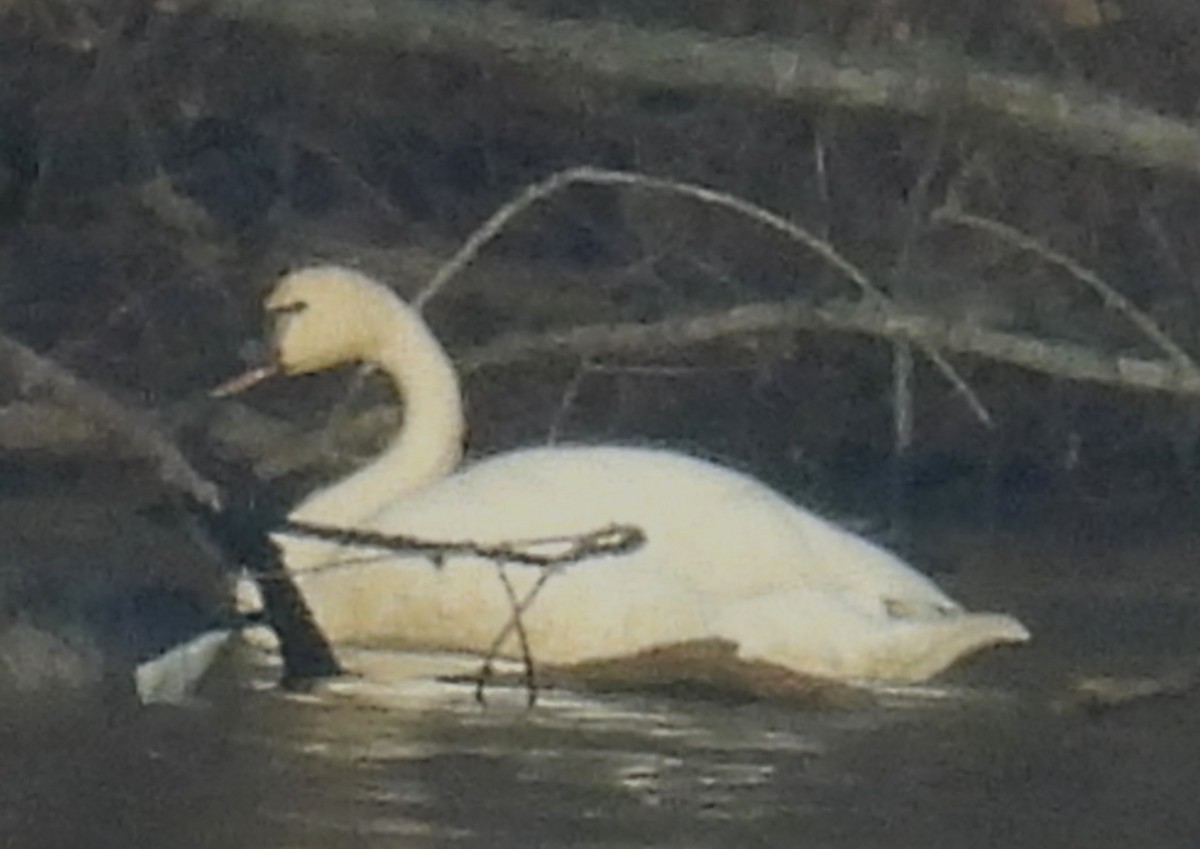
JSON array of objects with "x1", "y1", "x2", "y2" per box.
[{"x1": 3, "y1": 505, "x2": 1200, "y2": 849}]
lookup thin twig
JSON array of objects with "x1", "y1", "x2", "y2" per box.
[
  {"x1": 547, "y1": 358, "x2": 591, "y2": 445},
  {"x1": 887, "y1": 108, "x2": 949, "y2": 526},
  {"x1": 479, "y1": 564, "x2": 539, "y2": 707},
  {"x1": 415, "y1": 166, "x2": 883, "y2": 307},
  {"x1": 279, "y1": 519, "x2": 644, "y2": 705},
  {"x1": 473, "y1": 557, "x2": 577, "y2": 705},
  {"x1": 279, "y1": 519, "x2": 645, "y2": 572},
  {"x1": 414, "y1": 168, "x2": 583, "y2": 309},
  {"x1": 932, "y1": 206, "x2": 1200, "y2": 381},
  {"x1": 891, "y1": 342, "x2": 915, "y2": 507}
]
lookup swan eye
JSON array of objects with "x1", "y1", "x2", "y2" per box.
[
  {"x1": 269, "y1": 301, "x2": 308, "y2": 317},
  {"x1": 267, "y1": 301, "x2": 308, "y2": 337}
]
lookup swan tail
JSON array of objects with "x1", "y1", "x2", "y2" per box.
[
  {"x1": 714, "y1": 594, "x2": 1030, "y2": 684},
  {"x1": 859, "y1": 612, "x2": 1031, "y2": 683}
]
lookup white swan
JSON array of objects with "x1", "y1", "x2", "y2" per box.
[{"x1": 254, "y1": 265, "x2": 1029, "y2": 684}]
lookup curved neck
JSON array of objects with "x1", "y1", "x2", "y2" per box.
[{"x1": 292, "y1": 304, "x2": 465, "y2": 527}]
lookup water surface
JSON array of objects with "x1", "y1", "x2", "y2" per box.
[{"x1": 4, "y1": 502, "x2": 1199, "y2": 849}]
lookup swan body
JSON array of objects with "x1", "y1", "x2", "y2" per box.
[{"x1": 261, "y1": 266, "x2": 1029, "y2": 684}]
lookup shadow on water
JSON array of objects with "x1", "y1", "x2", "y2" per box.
[{"x1": 2, "y1": 485, "x2": 1200, "y2": 848}]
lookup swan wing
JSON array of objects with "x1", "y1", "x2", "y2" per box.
[{"x1": 369, "y1": 445, "x2": 956, "y2": 615}]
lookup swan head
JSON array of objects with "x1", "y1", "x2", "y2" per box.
[{"x1": 266, "y1": 265, "x2": 409, "y2": 375}]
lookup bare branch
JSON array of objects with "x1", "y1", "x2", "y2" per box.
[
  {"x1": 279, "y1": 520, "x2": 645, "y2": 571},
  {"x1": 0, "y1": 330, "x2": 219, "y2": 508},
  {"x1": 414, "y1": 166, "x2": 884, "y2": 309},
  {"x1": 213, "y1": 0, "x2": 1200, "y2": 177},
  {"x1": 415, "y1": 165, "x2": 992, "y2": 426},
  {"x1": 461, "y1": 298, "x2": 1200, "y2": 397},
  {"x1": 479, "y1": 565, "x2": 539, "y2": 707},
  {"x1": 932, "y1": 206, "x2": 1200, "y2": 380},
  {"x1": 1059, "y1": 667, "x2": 1200, "y2": 715},
  {"x1": 0, "y1": 336, "x2": 343, "y2": 683},
  {"x1": 278, "y1": 519, "x2": 646, "y2": 704}
]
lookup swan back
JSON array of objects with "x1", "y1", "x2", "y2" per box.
[{"x1": 369, "y1": 445, "x2": 955, "y2": 613}]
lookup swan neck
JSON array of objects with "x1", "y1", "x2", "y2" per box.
[
  {"x1": 291, "y1": 304, "x2": 464, "y2": 529},
  {"x1": 376, "y1": 317, "x2": 465, "y2": 490}
]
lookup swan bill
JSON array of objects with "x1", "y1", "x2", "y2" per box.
[{"x1": 211, "y1": 364, "x2": 279, "y2": 398}]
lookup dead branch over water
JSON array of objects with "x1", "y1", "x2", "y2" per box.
[
  {"x1": 10, "y1": 287, "x2": 1191, "y2": 496},
  {"x1": 213, "y1": 0, "x2": 1200, "y2": 177},
  {"x1": 0, "y1": 329, "x2": 350, "y2": 682},
  {"x1": 279, "y1": 519, "x2": 647, "y2": 704},
  {"x1": 0, "y1": 331, "x2": 219, "y2": 508},
  {"x1": 417, "y1": 166, "x2": 994, "y2": 426},
  {"x1": 5, "y1": 285, "x2": 1200, "y2": 480},
  {"x1": 932, "y1": 206, "x2": 1200, "y2": 380},
  {"x1": 462, "y1": 298, "x2": 1200, "y2": 397}
]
